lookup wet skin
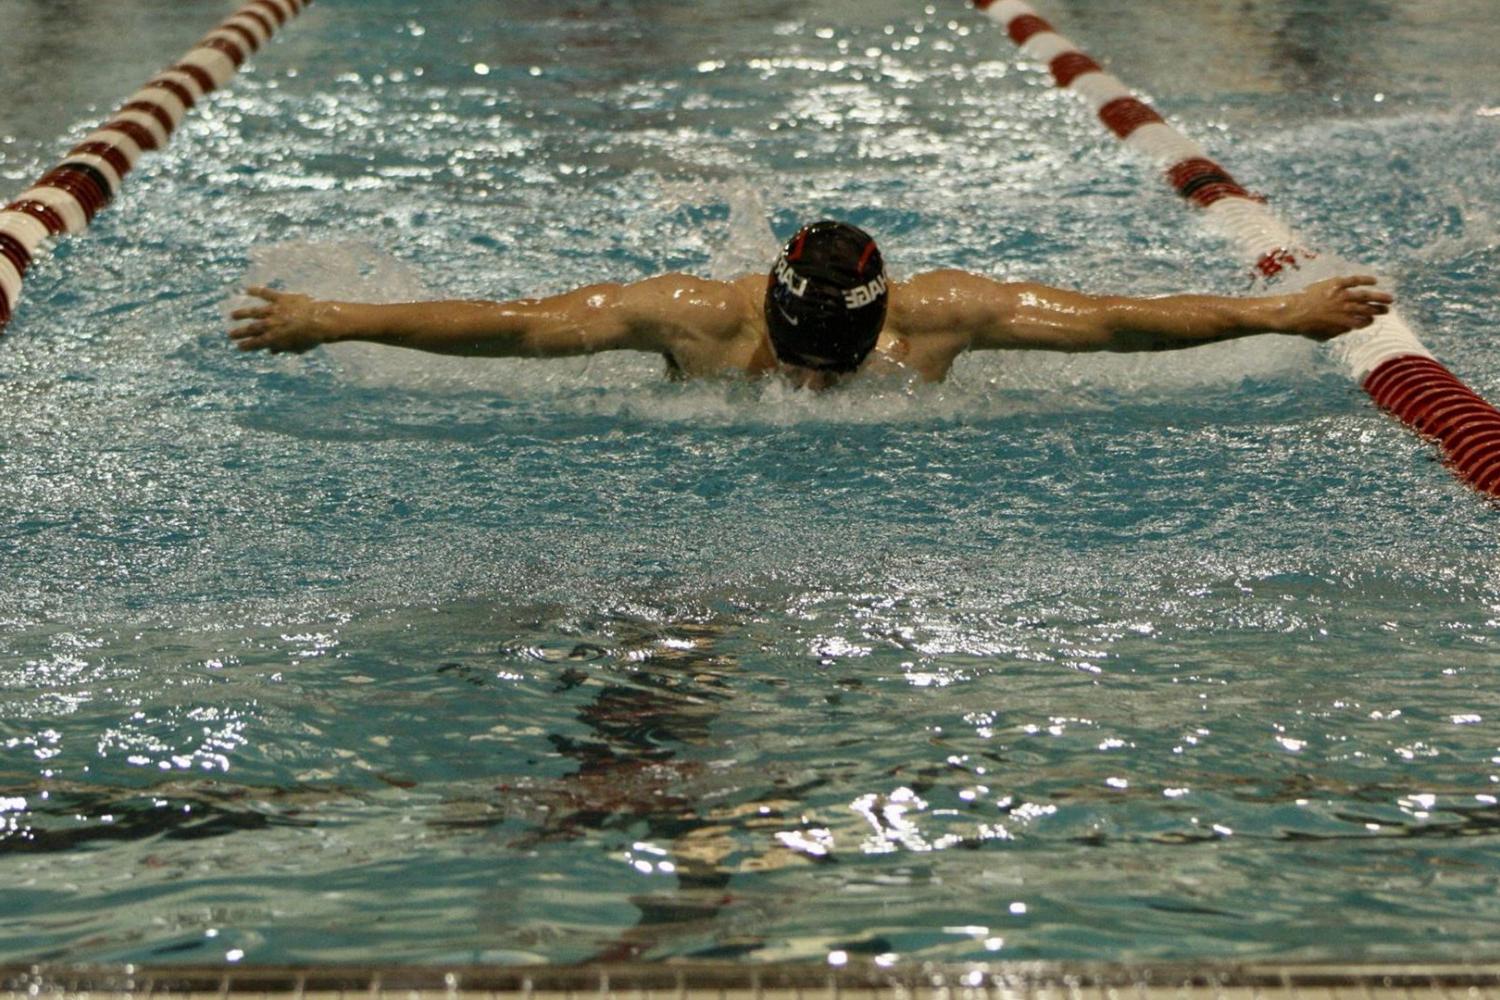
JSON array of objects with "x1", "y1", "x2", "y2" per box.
[{"x1": 229, "y1": 269, "x2": 1393, "y2": 386}]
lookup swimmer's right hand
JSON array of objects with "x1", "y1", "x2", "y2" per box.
[
  {"x1": 1281, "y1": 276, "x2": 1394, "y2": 341},
  {"x1": 228, "y1": 286, "x2": 332, "y2": 354}
]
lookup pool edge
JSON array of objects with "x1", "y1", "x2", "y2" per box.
[{"x1": 5, "y1": 961, "x2": 1500, "y2": 999}]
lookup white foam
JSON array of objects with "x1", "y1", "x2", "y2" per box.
[{"x1": 704, "y1": 181, "x2": 779, "y2": 282}]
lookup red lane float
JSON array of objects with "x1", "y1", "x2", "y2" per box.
[
  {"x1": 970, "y1": 0, "x2": 1500, "y2": 499},
  {"x1": 0, "y1": 0, "x2": 313, "y2": 336}
]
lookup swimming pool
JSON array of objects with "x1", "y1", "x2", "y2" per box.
[{"x1": 2, "y1": 0, "x2": 1499, "y2": 967}]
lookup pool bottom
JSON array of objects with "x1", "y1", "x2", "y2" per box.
[{"x1": 5, "y1": 960, "x2": 1500, "y2": 1000}]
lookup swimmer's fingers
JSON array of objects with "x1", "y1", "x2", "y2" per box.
[
  {"x1": 1335, "y1": 303, "x2": 1384, "y2": 333},
  {"x1": 233, "y1": 333, "x2": 310, "y2": 354},
  {"x1": 1291, "y1": 276, "x2": 1393, "y2": 337},
  {"x1": 1331, "y1": 277, "x2": 1394, "y2": 308},
  {"x1": 229, "y1": 316, "x2": 323, "y2": 354},
  {"x1": 1347, "y1": 287, "x2": 1394, "y2": 306},
  {"x1": 229, "y1": 287, "x2": 326, "y2": 354},
  {"x1": 228, "y1": 322, "x2": 263, "y2": 343},
  {"x1": 229, "y1": 322, "x2": 273, "y2": 350},
  {"x1": 1291, "y1": 278, "x2": 1392, "y2": 339},
  {"x1": 1342, "y1": 285, "x2": 1393, "y2": 328},
  {"x1": 229, "y1": 321, "x2": 305, "y2": 353}
]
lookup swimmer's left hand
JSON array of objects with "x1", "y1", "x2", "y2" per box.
[
  {"x1": 1282, "y1": 276, "x2": 1394, "y2": 341},
  {"x1": 228, "y1": 286, "x2": 331, "y2": 354}
]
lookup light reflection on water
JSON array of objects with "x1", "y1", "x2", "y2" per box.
[{"x1": 1, "y1": 0, "x2": 1499, "y2": 969}]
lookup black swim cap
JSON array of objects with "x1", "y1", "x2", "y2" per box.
[{"x1": 764, "y1": 220, "x2": 889, "y2": 373}]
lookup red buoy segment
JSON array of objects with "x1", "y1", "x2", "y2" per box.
[
  {"x1": 0, "y1": 234, "x2": 31, "y2": 277},
  {"x1": 103, "y1": 118, "x2": 162, "y2": 153},
  {"x1": 1050, "y1": 52, "x2": 1101, "y2": 88},
  {"x1": 224, "y1": 23, "x2": 263, "y2": 54},
  {"x1": 1167, "y1": 158, "x2": 1251, "y2": 208},
  {"x1": 149, "y1": 77, "x2": 199, "y2": 110},
  {"x1": 5, "y1": 200, "x2": 68, "y2": 237},
  {"x1": 1008, "y1": 14, "x2": 1053, "y2": 45},
  {"x1": 1363, "y1": 355, "x2": 1500, "y2": 497},
  {"x1": 36, "y1": 167, "x2": 108, "y2": 220},
  {"x1": 1098, "y1": 97, "x2": 1165, "y2": 139},
  {"x1": 248, "y1": 0, "x2": 288, "y2": 27},
  {"x1": 240, "y1": 9, "x2": 276, "y2": 36},
  {"x1": 70, "y1": 141, "x2": 133, "y2": 180},
  {"x1": 202, "y1": 36, "x2": 248, "y2": 69},
  {"x1": 120, "y1": 100, "x2": 177, "y2": 137},
  {"x1": 172, "y1": 63, "x2": 218, "y2": 96}
]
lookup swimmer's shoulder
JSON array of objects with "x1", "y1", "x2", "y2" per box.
[
  {"x1": 598, "y1": 272, "x2": 754, "y2": 352},
  {"x1": 699, "y1": 273, "x2": 769, "y2": 341},
  {"x1": 896, "y1": 268, "x2": 1020, "y2": 300},
  {"x1": 879, "y1": 270, "x2": 1031, "y2": 378},
  {"x1": 635, "y1": 273, "x2": 766, "y2": 377},
  {"x1": 630, "y1": 272, "x2": 758, "y2": 327},
  {"x1": 891, "y1": 269, "x2": 1024, "y2": 336}
]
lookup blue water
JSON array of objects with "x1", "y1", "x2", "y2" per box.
[{"x1": 2, "y1": 0, "x2": 1500, "y2": 967}]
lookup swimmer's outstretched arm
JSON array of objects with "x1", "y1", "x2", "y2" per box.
[
  {"x1": 904, "y1": 271, "x2": 1393, "y2": 353},
  {"x1": 228, "y1": 275, "x2": 740, "y2": 357}
]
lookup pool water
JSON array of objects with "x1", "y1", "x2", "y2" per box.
[{"x1": 2, "y1": 0, "x2": 1499, "y2": 967}]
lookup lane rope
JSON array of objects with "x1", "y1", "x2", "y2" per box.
[
  {"x1": 970, "y1": 0, "x2": 1500, "y2": 499},
  {"x1": 0, "y1": 0, "x2": 313, "y2": 335}
]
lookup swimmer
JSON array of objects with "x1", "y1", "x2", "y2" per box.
[{"x1": 228, "y1": 219, "x2": 1393, "y2": 388}]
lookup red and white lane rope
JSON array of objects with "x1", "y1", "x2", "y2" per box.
[
  {"x1": 0, "y1": 0, "x2": 313, "y2": 335},
  {"x1": 972, "y1": 0, "x2": 1500, "y2": 499}
]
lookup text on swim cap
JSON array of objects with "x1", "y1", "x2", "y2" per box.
[
  {"x1": 772, "y1": 257, "x2": 809, "y2": 297},
  {"x1": 844, "y1": 273, "x2": 888, "y2": 309}
]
